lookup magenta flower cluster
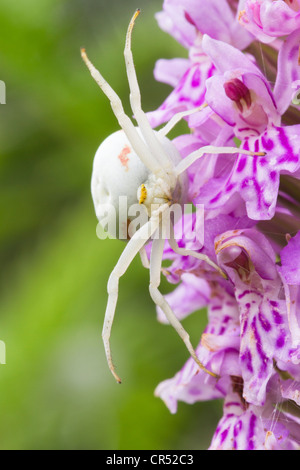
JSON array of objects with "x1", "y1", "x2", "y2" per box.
[{"x1": 150, "y1": 0, "x2": 300, "y2": 450}]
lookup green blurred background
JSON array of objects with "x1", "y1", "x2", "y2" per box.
[{"x1": 0, "y1": 0, "x2": 222, "y2": 449}]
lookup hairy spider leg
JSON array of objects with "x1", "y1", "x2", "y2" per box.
[
  {"x1": 81, "y1": 48, "x2": 162, "y2": 175},
  {"x1": 149, "y1": 212, "x2": 218, "y2": 378},
  {"x1": 103, "y1": 215, "x2": 162, "y2": 383},
  {"x1": 124, "y1": 10, "x2": 174, "y2": 172}
]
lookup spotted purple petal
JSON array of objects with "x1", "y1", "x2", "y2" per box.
[
  {"x1": 209, "y1": 389, "x2": 299, "y2": 450},
  {"x1": 215, "y1": 229, "x2": 297, "y2": 405},
  {"x1": 195, "y1": 126, "x2": 300, "y2": 220},
  {"x1": 147, "y1": 59, "x2": 215, "y2": 128}
]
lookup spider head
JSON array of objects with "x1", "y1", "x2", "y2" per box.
[
  {"x1": 135, "y1": 131, "x2": 189, "y2": 217},
  {"x1": 92, "y1": 128, "x2": 189, "y2": 238}
]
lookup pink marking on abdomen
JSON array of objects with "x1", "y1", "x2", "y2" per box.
[{"x1": 118, "y1": 145, "x2": 131, "y2": 171}]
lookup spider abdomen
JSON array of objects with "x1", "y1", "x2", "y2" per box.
[
  {"x1": 91, "y1": 129, "x2": 150, "y2": 238},
  {"x1": 92, "y1": 129, "x2": 150, "y2": 211}
]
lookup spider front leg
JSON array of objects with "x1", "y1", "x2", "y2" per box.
[
  {"x1": 149, "y1": 213, "x2": 218, "y2": 378},
  {"x1": 80, "y1": 48, "x2": 161, "y2": 175},
  {"x1": 103, "y1": 217, "x2": 160, "y2": 383},
  {"x1": 124, "y1": 10, "x2": 172, "y2": 172}
]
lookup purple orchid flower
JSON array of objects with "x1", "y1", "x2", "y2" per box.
[
  {"x1": 155, "y1": 285, "x2": 241, "y2": 413},
  {"x1": 209, "y1": 386, "x2": 300, "y2": 450},
  {"x1": 215, "y1": 228, "x2": 300, "y2": 405},
  {"x1": 191, "y1": 35, "x2": 300, "y2": 220},
  {"x1": 155, "y1": 223, "x2": 300, "y2": 406},
  {"x1": 238, "y1": 0, "x2": 300, "y2": 43},
  {"x1": 147, "y1": 0, "x2": 253, "y2": 128}
]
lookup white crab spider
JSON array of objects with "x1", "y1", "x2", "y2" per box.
[{"x1": 81, "y1": 10, "x2": 265, "y2": 383}]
